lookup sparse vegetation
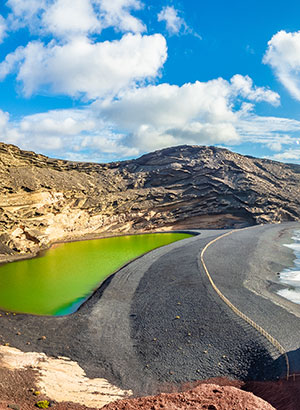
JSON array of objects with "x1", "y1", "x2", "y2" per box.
[{"x1": 36, "y1": 400, "x2": 50, "y2": 408}]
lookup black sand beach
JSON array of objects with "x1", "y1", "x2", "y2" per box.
[{"x1": 0, "y1": 223, "x2": 299, "y2": 395}]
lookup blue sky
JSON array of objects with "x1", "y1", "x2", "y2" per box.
[{"x1": 0, "y1": 0, "x2": 300, "y2": 163}]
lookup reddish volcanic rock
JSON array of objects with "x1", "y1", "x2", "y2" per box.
[{"x1": 102, "y1": 383, "x2": 275, "y2": 410}]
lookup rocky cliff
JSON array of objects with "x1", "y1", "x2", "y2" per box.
[{"x1": 0, "y1": 142, "x2": 299, "y2": 258}]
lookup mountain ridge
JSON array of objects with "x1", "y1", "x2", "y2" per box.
[{"x1": 0, "y1": 141, "x2": 299, "y2": 258}]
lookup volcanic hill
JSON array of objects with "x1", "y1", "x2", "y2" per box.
[{"x1": 0, "y1": 142, "x2": 299, "y2": 258}]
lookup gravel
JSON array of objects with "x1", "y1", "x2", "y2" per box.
[{"x1": 0, "y1": 224, "x2": 298, "y2": 395}]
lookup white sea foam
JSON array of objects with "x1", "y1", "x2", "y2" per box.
[
  {"x1": 277, "y1": 288, "x2": 300, "y2": 304},
  {"x1": 277, "y1": 229, "x2": 300, "y2": 304},
  {"x1": 279, "y1": 270, "x2": 300, "y2": 286},
  {"x1": 284, "y1": 243, "x2": 300, "y2": 252}
]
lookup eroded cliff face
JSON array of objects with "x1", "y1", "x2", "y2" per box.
[{"x1": 0, "y1": 142, "x2": 299, "y2": 259}]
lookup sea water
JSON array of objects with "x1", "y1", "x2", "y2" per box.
[{"x1": 277, "y1": 230, "x2": 300, "y2": 304}]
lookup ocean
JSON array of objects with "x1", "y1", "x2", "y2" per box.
[{"x1": 277, "y1": 230, "x2": 300, "y2": 304}]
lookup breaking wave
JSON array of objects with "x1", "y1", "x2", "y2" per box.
[{"x1": 277, "y1": 230, "x2": 300, "y2": 304}]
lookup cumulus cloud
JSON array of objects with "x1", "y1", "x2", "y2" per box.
[
  {"x1": 0, "y1": 1, "x2": 297, "y2": 163},
  {"x1": 0, "y1": 73, "x2": 298, "y2": 163},
  {"x1": 20, "y1": 110, "x2": 96, "y2": 137},
  {"x1": 42, "y1": 0, "x2": 146, "y2": 38},
  {"x1": 93, "y1": 76, "x2": 283, "y2": 153},
  {"x1": 230, "y1": 74, "x2": 280, "y2": 105},
  {"x1": 0, "y1": 108, "x2": 137, "y2": 161},
  {"x1": 263, "y1": 30, "x2": 300, "y2": 100},
  {"x1": 6, "y1": 0, "x2": 48, "y2": 32},
  {"x1": 157, "y1": 6, "x2": 186, "y2": 35},
  {"x1": 6, "y1": 0, "x2": 145, "y2": 36},
  {"x1": 0, "y1": 33, "x2": 167, "y2": 99},
  {"x1": 0, "y1": 110, "x2": 22, "y2": 144},
  {"x1": 42, "y1": 0, "x2": 100, "y2": 38},
  {"x1": 101, "y1": 80, "x2": 234, "y2": 129},
  {"x1": 96, "y1": 0, "x2": 146, "y2": 33},
  {"x1": 1, "y1": 0, "x2": 164, "y2": 100}
]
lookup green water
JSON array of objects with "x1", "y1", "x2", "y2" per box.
[{"x1": 0, "y1": 233, "x2": 192, "y2": 316}]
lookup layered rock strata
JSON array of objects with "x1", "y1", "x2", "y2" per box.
[{"x1": 0, "y1": 142, "x2": 299, "y2": 258}]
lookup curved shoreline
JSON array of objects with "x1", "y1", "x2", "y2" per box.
[
  {"x1": 0, "y1": 229, "x2": 200, "y2": 266},
  {"x1": 0, "y1": 223, "x2": 299, "y2": 406},
  {"x1": 202, "y1": 223, "x2": 300, "y2": 371},
  {"x1": 0, "y1": 231, "x2": 197, "y2": 316}
]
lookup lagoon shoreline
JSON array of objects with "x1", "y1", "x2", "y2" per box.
[
  {"x1": 0, "y1": 223, "x2": 299, "y2": 407},
  {"x1": 0, "y1": 227, "x2": 199, "y2": 266}
]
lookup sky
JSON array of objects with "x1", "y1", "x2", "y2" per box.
[{"x1": 0, "y1": 1, "x2": 300, "y2": 163}]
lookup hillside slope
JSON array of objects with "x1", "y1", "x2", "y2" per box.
[{"x1": 0, "y1": 142, "x2": 299, "y2": 257}]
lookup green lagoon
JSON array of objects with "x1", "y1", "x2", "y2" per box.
[{"x1": 0, "y1": 233, "x2": 192, "y2": 316}]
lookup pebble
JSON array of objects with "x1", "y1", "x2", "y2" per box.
[{"x1": 7, "y1": 404, "x2": 20, "y2": 410}]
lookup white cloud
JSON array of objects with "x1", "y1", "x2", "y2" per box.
[
  {"x1": 0, "y1": 110, "x2": 22, "y2": 144},
  {"x1": 20, "y1": 110, "x2": 96, "y2": 136},
  {"x1": 96, "y1": 0, "x2": 146, "y2": 33},
  {"x1": 266, "y1": 141, "x2": 282, "y2": 151},
  {"x1": 157, "y1": 5, "x2": 201, "y2": 39},
  {"x1": 42, "y1": 0, "x2": 100, "y2": 38},
  {"x1": 0, "y1": 33, "x2": 167, "y2": 99},
  {"x1": 157, "y1": 6, "x2": 186, "y2": 35},
  {"x1": 6, "y1": 0, "x2": 47, "y2": 31},
  {"x1": 6, "y1": 0, "x2": 145, "y2": 37},
  {"x1": 100, "y1": 79, "x2": 234, "y2": 130},
  {"x1": 263, "y1": 30, "x2": 300, "y2": 100},
  {"x1": 0, "y1": 108, "x2": 138, "y2": 161},
  {"x1": 0, "y1": 15, "x2": 7, "y2": 43},
  {"x1": 42, "y1": 0, "x2": 146, "y2": 38},
  {"x1": 230, "y1": 74, "x2": 280, "y2": 105},
  {"x1": 1, "y1": 1, "x2": 154, "y2": 100},
  {"x1": 0, "y1": 73, "x2": 298, "y2": 163},
  {"x1": 96, "y1": 76, "x2": 283, "y2": 152},
  {"x1": 271, "y1": 149, "x2": 300, "y2": 162},
  {"x1": 236, "y1": 112, "x2": 300, "y2": 140},
  {"x1": 0, "y1": 3, "x2": 297, "y2": 164},
  {"x1": 0, "y1": 45, "x2": 25, "y2": 80}
]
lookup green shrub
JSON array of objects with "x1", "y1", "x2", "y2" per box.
[{"x1": 35, "y1": 400, "x2": 50, "y2": 409}]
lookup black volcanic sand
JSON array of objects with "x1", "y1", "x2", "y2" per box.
[
  {"x1": 0, "y1": 224, "x2": 299, "y2": 395},
  {"x1": 203, "y1": 222, "x2": 300, "y2": 374}
]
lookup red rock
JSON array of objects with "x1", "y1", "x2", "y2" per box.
[{"x1": 102, "y1": 383, "x2": 275, "y2": 410}]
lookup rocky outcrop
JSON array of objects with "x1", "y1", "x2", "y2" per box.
[
  {"x1": 101, "y1": 383, "x2": 276, "y2": 410},
  {"x1": 0, "y1": 142, "x2": 299, "y2": 258}
]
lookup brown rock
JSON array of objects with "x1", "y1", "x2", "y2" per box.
[
  {"x1": 0, "y1": 142, "x2": 299, "y2": 258},
  {"x1": 102, "y1": 383, "x2": 275, "y2": 409}
]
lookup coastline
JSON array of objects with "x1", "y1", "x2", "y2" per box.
[
  {"x1": 244, "y1": 223, "x2": 300, "y2": 319},
  {"x1": 0, "y1": 223, "x2": 300, "y2": 408}
]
